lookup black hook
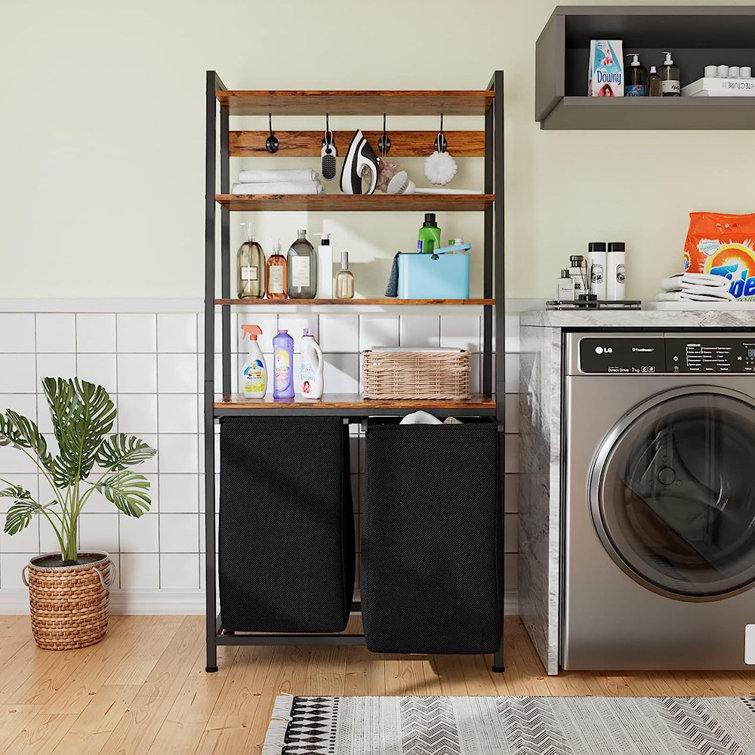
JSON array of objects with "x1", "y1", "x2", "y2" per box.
[
  {"x1": 433, "y1": 113, "x2": 447, "y2": 153},
  {"x1": 265, "y1": 113, "x2": 279, "y2": 154},
  {"x1": 322, "y1": 113, "x2": 334, "y2": 152},
  {"x1": 378, "y1": 113, "x2": 391, "y2": 155}
]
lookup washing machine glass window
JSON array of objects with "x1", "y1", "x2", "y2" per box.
[{"x1": 590, "y1": 388, "x2": 755, "y2": 600}]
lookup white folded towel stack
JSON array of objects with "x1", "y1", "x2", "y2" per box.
[
  {"x1": 655, "y1": 272, "x2": 734, "y2": 302},
  {"x1": 231, "y1": 168, "x2": 324, "y2": 195}
]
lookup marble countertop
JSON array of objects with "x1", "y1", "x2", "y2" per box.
[{"x1": 521, "y1": 308, "x2": 755, "y2": 328}]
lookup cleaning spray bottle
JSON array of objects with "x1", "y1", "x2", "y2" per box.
[
  {"x1": 299, "y1": 328, "x2": 324, "y2": 399},
  {"x1": 240, "y1": 325, "x2": 267, "y2": 398},
  {"x1": 272, "y1": 329, "x2": 295, "y2": 400}
]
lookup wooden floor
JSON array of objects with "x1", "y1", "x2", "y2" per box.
[{"x1": 0, "y1": 615, "x2": 752, "y2": 754}]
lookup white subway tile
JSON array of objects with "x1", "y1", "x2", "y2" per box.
[
  {"x1": 79, "y1": 513, "x2": 119, "y2": 554},
  {"x1": 504, "y1": 315, "x2": 521, "y2": 353},
  {"x1": 158, "y1": 434, "x2": 199, "y2": 473},
  {"x1": 213, "y1": 353, "x2": 238, "y2": 394},
  {"x1": 319, "y1": 315, "x2": 359, "y2": 353},
  {"x1": 158, "y1": 353, "x2": 198, "y2": 394},
  {"x1": 77, "y1": 353, "x2": 117, "y2": 395},
  {"x1": 119, "y1": 512, "x2": 159, "y2": 552},
  {"x1": 504, "y1": 474, "x2": 520, "y2": 513},
  {"x1": 277, "y1": 315, "x2": 318, "y2": 352},
  {"x1": 120, "y1": 553, "x2": 160, "y2": 589},
  {"x1": 160, "y1": 553, "x2": 199, "y2": 588},
  {"x1": 83, "y1": 488, "x2": 117, "y2": 514},
  {"x1": 504, "y1": 434, "x2": 519, "y2": 474},
  {"x1": 399, "y1": 316, "x2": 440, "y2": 348},
  {"x1": 143, "y1": 473, "x2": 159, "y2": 512},
  {"x1": 159, "y1": 474, "x2": 199, "y2": 513},
  {"x1": 0, "y1": 393, "x2": 37, "y2": 419},
  {"x1": 116, "y1": 394, "x2": 158, "y2": 435},
  {"x1": 117, "y1": 314, "x2": 157, "y2": 353},
  {"x1": 440, "y1": 315, "x2": 480, "y2": 352},
  {"x1": 505, "y1": 393, "x2": 519, "y2": 434},
  {"x1": 0, "y1": 442, "x2": 41, "y2": 474},
  {"x1": 40, "y1": 519, "x2": 63, "y2": 553},
  {"x1": 0, "y1": 474, "x2": 38, "y2": 514},
  {"x1": 236, "y1": 314, "x2": 277, "y2": 353},
  {"x1": 359, "y1": 315, "x2": 398, "y2": 349},
  {"x1": 135, "y1": 434, "x2": 158, "y2": 473},
  {"x1": 158, "y1": 314, "x2": 197, "y2": 353},
  {"x1": 0, "y1": 553, "x2": 35, "y2": 589},
  {"x1": 0, "y1": 517, "x2": 38, "y2": 552},
  {"x1": 0, "y1": 354, "x2": 36, "y2": 393},
  {"x1": 159, "y1": 513, "x2": 199, "y2": 553},
  {"x1": 158, "y1": 395, "x2": 198, "y2": 434},
  {"x1": 212, "y1": 312, "x2": 237, "y2": 355},
  {"x1": 505, "y1": 353, "x2": 520, "y2": 393},
  {"x1": 36, "y1": 314, "x2": 76, "y2": 353},
  {"x1": 323, "y1": 354, "x2": 360, "y2": 394},
  {"x1": 117, "y1": 353, "x2": 157, "y2": 393},
  {"x1": 37, "y1": 353, "x2": 76, "y2": 383},
  {"x1": 0, "y1": 314, "x2": 35, "y2": 353},
  {"x1": 76, "y1": 314, "x2": 116, "y2": 353}
]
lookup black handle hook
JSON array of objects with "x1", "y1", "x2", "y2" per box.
[
  {"x1": 378, "y1": 113, "x2": 391, "y2": 155},
  {"x1": 434, "y1": 113, "x2": 447, "y2": 153},
  {"x1": 265, "y1": 113, "x2": 279, "y2": 154}
]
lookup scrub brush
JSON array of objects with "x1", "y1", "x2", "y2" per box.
[{"x1": 321, "y1": 115, "x2": 337, "y2": 180}]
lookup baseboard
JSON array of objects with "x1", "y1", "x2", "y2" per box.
[{"x1": 0, "y1": 588, "x2": 519, "y2": 616}]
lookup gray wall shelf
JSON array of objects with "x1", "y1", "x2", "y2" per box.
[{"x1": 536, "y1": 6, "x2": 755, "y2": 130}]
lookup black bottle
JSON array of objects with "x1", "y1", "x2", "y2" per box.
[{"x1": 625, "y1": 54, "x2": 647, "y2": 96}]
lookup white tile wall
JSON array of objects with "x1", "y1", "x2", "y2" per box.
[{"x1": 0, "y1": 306, "x2": 522, "y2": 601}]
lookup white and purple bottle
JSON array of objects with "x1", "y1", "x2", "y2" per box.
[{"x1": 273, "y1": 329, "x2": 295, "y2": 400}]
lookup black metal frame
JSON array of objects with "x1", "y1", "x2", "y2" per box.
[{"x1": 204, "y1": 71, "x2": 506, "y2": 674}]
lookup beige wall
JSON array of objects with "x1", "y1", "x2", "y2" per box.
[{"x1": 2, "y1": 0, "x2": 753, "y2": 300}]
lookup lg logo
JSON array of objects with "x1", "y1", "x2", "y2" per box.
[{"x1": 594, "y1": 346, "x2": 613, "y2": 354}]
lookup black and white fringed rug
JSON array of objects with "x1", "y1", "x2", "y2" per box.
[{"x1": 262, "y1": 695, "x2": 755, "y2": 755}]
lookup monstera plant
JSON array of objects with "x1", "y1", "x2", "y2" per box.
[{"x1": 0, "y1": 378, "x2": 156, "y2": 650}]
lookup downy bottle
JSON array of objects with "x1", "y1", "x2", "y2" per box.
[
  {"x1": 287, "y1": 229, "x2": 317, "y2": 299},
  {"x1": 299, "y1": 328, "x2": 324, "y2": 399},
  {"x1": 237, "y1": 223, "x2": 265, "y2": 299},
  {"x1": 265, "y1": 239, "x2": 288, "y2": 299}
]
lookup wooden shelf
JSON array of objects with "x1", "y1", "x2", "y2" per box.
[
  {"x1": 215, "y1": 298, "x2": 494, "y2": 307},
  {"x1": 216, "y1": 90, "x2": 494, "y2": 116},
  {"x1": 216, "y1": 194, "x2": 494, "y2": 212},
  {"x1": 214, "y1": 393, "x2": 496, "y2": 417}
]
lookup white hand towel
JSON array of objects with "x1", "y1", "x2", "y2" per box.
[
  {"x1": 656, "y1": 289, "x2": 735, "y2": 302},
  {"x1": 238, "y1": 168, "x2": 318, "y2": 184},
  {"x1": 661, "y1": 272, "x2": 729, "y2": 290},
  {"x1": 680, "y1": 283, "x2": 735, "y2": 298},
  {"x1": 231, "y1": 181, "x2": 324, "y2": 195}
]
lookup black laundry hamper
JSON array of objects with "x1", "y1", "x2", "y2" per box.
[
  {"x1": 361, "y1": 417, "x2": 503, "y2": 654},
  {"x1": 219, "y1": 416, "x2": 355, "y2": 633}
]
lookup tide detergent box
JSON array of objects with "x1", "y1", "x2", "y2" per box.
[{"x1": 588, "y1": 40, "x2": 624, "y2": 96}]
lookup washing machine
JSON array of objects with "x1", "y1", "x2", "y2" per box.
[{"x1": 562, "y1": 331, "x2": 755, "y2": 670}]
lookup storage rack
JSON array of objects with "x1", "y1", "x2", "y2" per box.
[{"x1": 204, "y1": 71, "x2": 505, "y2": 672}]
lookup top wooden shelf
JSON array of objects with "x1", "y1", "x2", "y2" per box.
[{"x1": 216, "y1": 90, "x2": 494, "y2": 116}]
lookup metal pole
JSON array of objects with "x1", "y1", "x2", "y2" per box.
[{"x1": 220, "y1": 105, "x2": 231, "y2": 396}]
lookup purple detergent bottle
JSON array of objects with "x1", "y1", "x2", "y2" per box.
[{"x1": 273, "y1": 329, "x2": 295, "y2": 400}]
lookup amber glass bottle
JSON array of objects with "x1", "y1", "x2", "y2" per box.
[{"x1": 265, "y1": 239, "x2": 288, "y2": 299}]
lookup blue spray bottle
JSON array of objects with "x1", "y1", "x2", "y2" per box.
[{"x1": 273, "y1": 329, "x2": 295, "y2": 400}]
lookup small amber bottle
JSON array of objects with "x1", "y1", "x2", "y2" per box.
[{"x1": 265, "y1": 239, "x2": 288, "y2": 299}]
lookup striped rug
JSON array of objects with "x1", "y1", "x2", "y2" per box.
[{"x1": 262, "y1": 695, "x2": 755, "y2": 754}]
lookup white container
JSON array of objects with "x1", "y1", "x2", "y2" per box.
[
  {"x1": 682, "y1": 76, "x2": 755, "y2": 97},
  {"x1": 240, "y1": 325, "x2": 267, "y2": 398},
  {"x1": 299, "y1": 328, "x2": 324, "y2": 399},
  {"x1": 588, "y1": 243, "x2": 607, "y2": 299},
  {"x1": 606, "y1": 243, "x2": 626, "y2": 301},
  {"x1": 316, "y1": 233, "x2": 334, "y2": 299}
]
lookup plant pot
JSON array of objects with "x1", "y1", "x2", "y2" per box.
[{"x1": 22, "y1": 552, "x2": 116, "y2": 651}]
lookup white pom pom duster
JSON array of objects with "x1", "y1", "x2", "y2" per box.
[{"x1": 424, "y1": 150, "x2": 458, "y2": 186}]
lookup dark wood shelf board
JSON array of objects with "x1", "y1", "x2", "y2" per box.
[
  {"x1": 215, "y1": 194, "x2": 494, "y2": 212},
  {"x1": 214, "y1": 393, "x2": 496, "y2": 417},
  {"x1": 216, "y1": 90, "x2": 494, "y2": 116},
  {"x1": 541, "y1": 96, "x2": 755, "y2": 130},
  {"x1": 230, "y1": 130, "x2": 486, "y2": 158},
  {"x1": 214, "y1": 298, "x2": 495, "y2": 307}
]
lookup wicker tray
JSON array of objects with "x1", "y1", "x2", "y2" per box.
[{"x1": 362, "y1": 350, "x2": 471, "y2": 400}]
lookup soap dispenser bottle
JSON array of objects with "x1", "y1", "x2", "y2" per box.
[
  {"x1": 265, "y1": 239, "x2": 288, "y2": 300},
  {"x1": 335, "y1": 252, "x2": 355, "y2": 299},
  {"x1": 647, "y1": 65, "x2": 662, "y2": 96},
  {"x1": 625, "y1": 54, "x2": 647, "y2": 96},
  {"x1": 287, "y1": 229, "x2": 317, "y2": 299},
  {"x1": 237, "y1": 223, "x2": 265, "y2": 299},
  {"x1": 661, "y1": 51, "x2": 681, "y2": 96}
]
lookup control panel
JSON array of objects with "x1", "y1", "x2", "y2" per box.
[{"x1": 579, "y1": 336, "x2": 755, "y2": 374}]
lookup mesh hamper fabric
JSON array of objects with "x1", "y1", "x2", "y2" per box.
[
  {"x1": 361, "y1": 418, "x2": 503, "y2": 653},
  {"x1": 219, "y1": 416, "x2": 355, "y2": 633}
]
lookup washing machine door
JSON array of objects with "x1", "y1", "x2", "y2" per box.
[{"x1": 590, "y1": 386, "x2": 755, "y2": 600}]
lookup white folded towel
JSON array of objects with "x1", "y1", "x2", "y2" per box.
[
  {"x1": 661, "y1": 272, "x2": 729, "y2": 290},
  {"x1": 656, "y1": 289, "x2": 735, "y2": 302},
  {"x1": 231, "y1": 181, "x2": 324, "y2": 195},
  {"x1": 238, "y1": 169, "x2": 318, "y2": 184}
]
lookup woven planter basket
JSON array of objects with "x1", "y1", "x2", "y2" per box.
[
  {"x1": 22, "y1": 552, "x2": 116, "y2": 651},
  {"x1": 362, "y1": 350, "x2": 471, "y2": 400}
]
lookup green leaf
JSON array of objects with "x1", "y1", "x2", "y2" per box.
[
  {"x1": 3, "y1": 410, "x2": 54, "y2": 472},
  {"x1": 95, "y1": 471, "x2": 151, "y2": 517},
  {"x1": 4, "y1": 495, "x2": 46, "y2": 535},
  {"x1": 42, "y1": 377, "x2": 116, "y2": 485},
  {"x1": 96, "y1": 434, "x2": 156, "y2": 471},
  {"x1": 0, "y1": 484, "x2": 34, "y2": 500}
]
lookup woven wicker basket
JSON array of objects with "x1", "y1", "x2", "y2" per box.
[
  {"x1": 22, "y1": 552, "x2": 116, "y2": 651},
  {"x1": 362, "y1": 350, "x2": 471, "y2": 400}
]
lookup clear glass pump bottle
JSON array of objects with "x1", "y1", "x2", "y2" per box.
[
  {"x1": 287, "y1": 229, "x2": 317, "y2": 299},
  {"x1": 335, "y1": 252, "x2": 355, "y2": 299},
  {"x1": 237, "y1": 223, "x2": 265, "y2": 299}
]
